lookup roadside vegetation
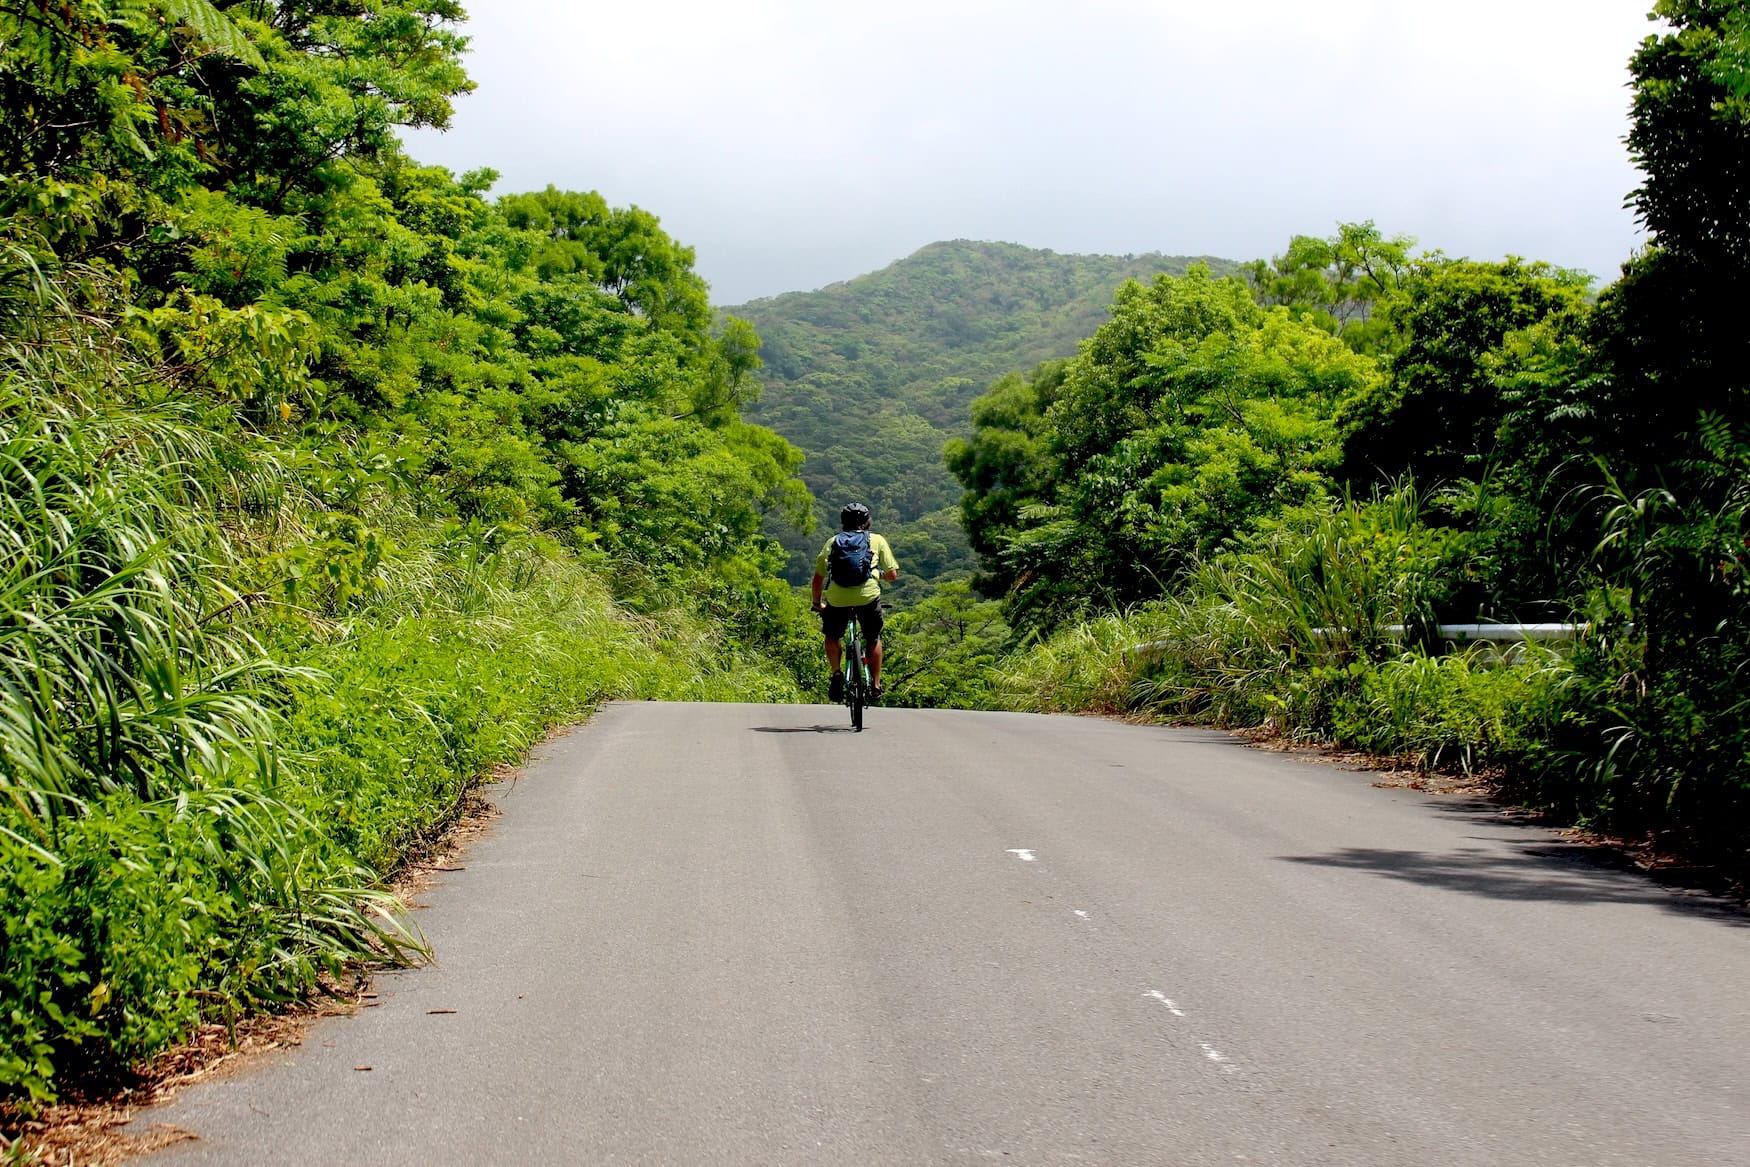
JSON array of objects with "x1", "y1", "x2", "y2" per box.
[
  {"x1": 951, "y1": 2, "x2": 1750, "y2": 879},
  {"x1": 0, "y1": 0, "x2": 815, "y2": 1107}
]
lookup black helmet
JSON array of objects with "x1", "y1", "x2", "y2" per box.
[{"x1": 840, "y1": 502, "x2": 871, "y2": 530}]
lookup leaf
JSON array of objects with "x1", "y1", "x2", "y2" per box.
[{"x1": 154, "y1": 0, "x2": 265, "y2": 69}]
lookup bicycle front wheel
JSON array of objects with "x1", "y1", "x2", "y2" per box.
[{"x1": 848, "y1": 659, "x2": 865, "y2": 732}]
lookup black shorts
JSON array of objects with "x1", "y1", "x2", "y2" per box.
[{"x1": 822, "y1": 599, "x2": 884, "y2": 644}]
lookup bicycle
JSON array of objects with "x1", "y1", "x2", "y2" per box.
[{"x1": 821, "y1": 604, "x2": 885, "y2": 731}]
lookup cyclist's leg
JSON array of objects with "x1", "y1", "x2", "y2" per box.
[
  {"x1": 822, "y1": 605, "x2": 851, "y2": 699},
  {"x1": 859, "y1": 601, "x2": 887, "y2": 693}
]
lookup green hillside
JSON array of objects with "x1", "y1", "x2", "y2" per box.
[{"x1": 728, "y1": 241, "x2": 1241, "y2": 599}]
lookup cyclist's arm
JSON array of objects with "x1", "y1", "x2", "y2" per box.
[
  {"x1": 881, "y1": 567, "x2": 898, "y2": 582},
  {"x1": 810, "y1": 572, "x2": 825, "y2": 611}
]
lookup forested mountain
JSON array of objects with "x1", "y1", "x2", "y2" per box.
[{"x1": 728, "y1": 242, "x2": 1240, "y2": 598}]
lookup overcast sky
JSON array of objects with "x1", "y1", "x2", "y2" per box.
[{"x1": 405, "y1": 1, "x2": 1655, "y2": 306}]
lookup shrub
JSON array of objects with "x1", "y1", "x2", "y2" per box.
[
  {"x1": 1327, "y1": 648, "x2": 1570, "y2": 772},
  {"x1": 0, "y1": 294, "x2": 803, "y2": 1103}
]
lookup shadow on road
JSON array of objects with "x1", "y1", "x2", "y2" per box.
[
  {"x1": 1279, "y1": 833, "x2": 1747, "y2": 927},
  {"x1": 751, "y1": 725, "x2": 857, "y2": 734}
]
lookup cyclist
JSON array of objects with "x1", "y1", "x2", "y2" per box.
[{"x1": 811, "y1": 502, "x2": 899, "y2": 702}]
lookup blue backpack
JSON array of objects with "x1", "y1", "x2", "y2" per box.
[{"x1": 827, "y1": 530, "x2": 875, "y2": 588}]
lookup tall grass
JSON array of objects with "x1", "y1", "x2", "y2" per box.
[
  {"x1": 998, "y1": 609, "x2": 1179, "y2": 715},
  {"x1": 1003, "y1": 489, "x2": 1466, "y2": 723},
  {"x1": 0, "y1": 363, "x2": 280, "y2": 816},
  {"x1": 1569, "y1": 455, "x2": 1750, "y2": 858},
  {"x1": 0, "y1": 265, "x2": 428, "y2": 1102},
  {"x1": 998, "y1": 488, "x2": 1577, "y2": 772},
  {"x1": 0, "y1": 262, "x2": 803, "y2": 1105}
]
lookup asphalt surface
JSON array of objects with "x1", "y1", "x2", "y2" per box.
[{"x1": 137, "y1": 702, "x2": 1750, "y2": 1165}]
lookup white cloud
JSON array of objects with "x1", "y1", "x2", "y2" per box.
[{"x1": 408, "y1": 0, "x2": 1653, "y2": 302}]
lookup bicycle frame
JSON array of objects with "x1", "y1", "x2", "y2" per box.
[{"x1": 841, "y1": 619, "x2": 870, "y2": 731}]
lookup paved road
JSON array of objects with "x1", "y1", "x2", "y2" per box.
[{"x1": 138, "y1": 702, "x2": 1750, "y2": 1165}]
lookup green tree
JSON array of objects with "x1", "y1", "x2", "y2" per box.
[
  {"x1": 953, "y1": 267, "x2": 1378, "y2": 631},
  {"x1": 1243, "y1": 221, "x2": 1414, "y2": 352},
  {"x1": 0, "y1": 1, "x2": 472, "y2": 259},
  {"x1": 1595, "y1": 0, "x2": 1750, "y2": 477},
  {"x1": 1337, "y1": 258, "x2": 1592, "y2": 490},
  {"x1": 882, "y1": 582, "x2": 1009, "y2": 708},
  {"x1": 500, "y1": 187, "x2": 711, "y2": 343},
  {"x1": 944, "y1": 361, "x2": 1065, "y2": 597},
  {"x1": 1566, "y1": 0, "x2": 1750, "y2": 857}
]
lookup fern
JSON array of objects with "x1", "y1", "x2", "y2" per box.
[
  {"x1": 1694, "y1": 410, "x2": 1750, "y2": 470},
  {"x1": 109, "y1": 0, "x2": 265, "y2": 68}
]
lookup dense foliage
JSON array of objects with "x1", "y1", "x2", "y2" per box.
[
  {"x1": 879, "y1": 583, "x2": 1009, "y2": 710},
  {"x1": 957, "y1": 3, "x2": 1750, "y2": 876},
  {"x1": 949, "y1": 267, "x2": 1378, "y2": 631},
  {"x1": 0, "y1": 0, "x2": 815, "y2": 1105},
  {"x1": 729, "y1": 242, "x2": 1240, "y2": 603}
]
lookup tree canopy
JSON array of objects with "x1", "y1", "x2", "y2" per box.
[
  {"x1": 728, "y1": 240, "x2": 1243, "y2": 602},
  {"x1": 951, "y1": 263, "x2": 1376, "y2": 630}
]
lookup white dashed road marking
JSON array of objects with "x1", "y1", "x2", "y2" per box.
[
  {"x1": 1147, "y1": 992, "x2": 1240, "y2": 1075},
  {"x1": 1199, "y1": 1042, "x2": 1237, "y2": 1073},
  {"x1": 1005, "y1": 848, "x2": 1037, "y2": 862}
]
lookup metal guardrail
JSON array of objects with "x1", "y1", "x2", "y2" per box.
[{"x1": 1378, "y1": 623, "x2": 1586, "y2": 642}]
